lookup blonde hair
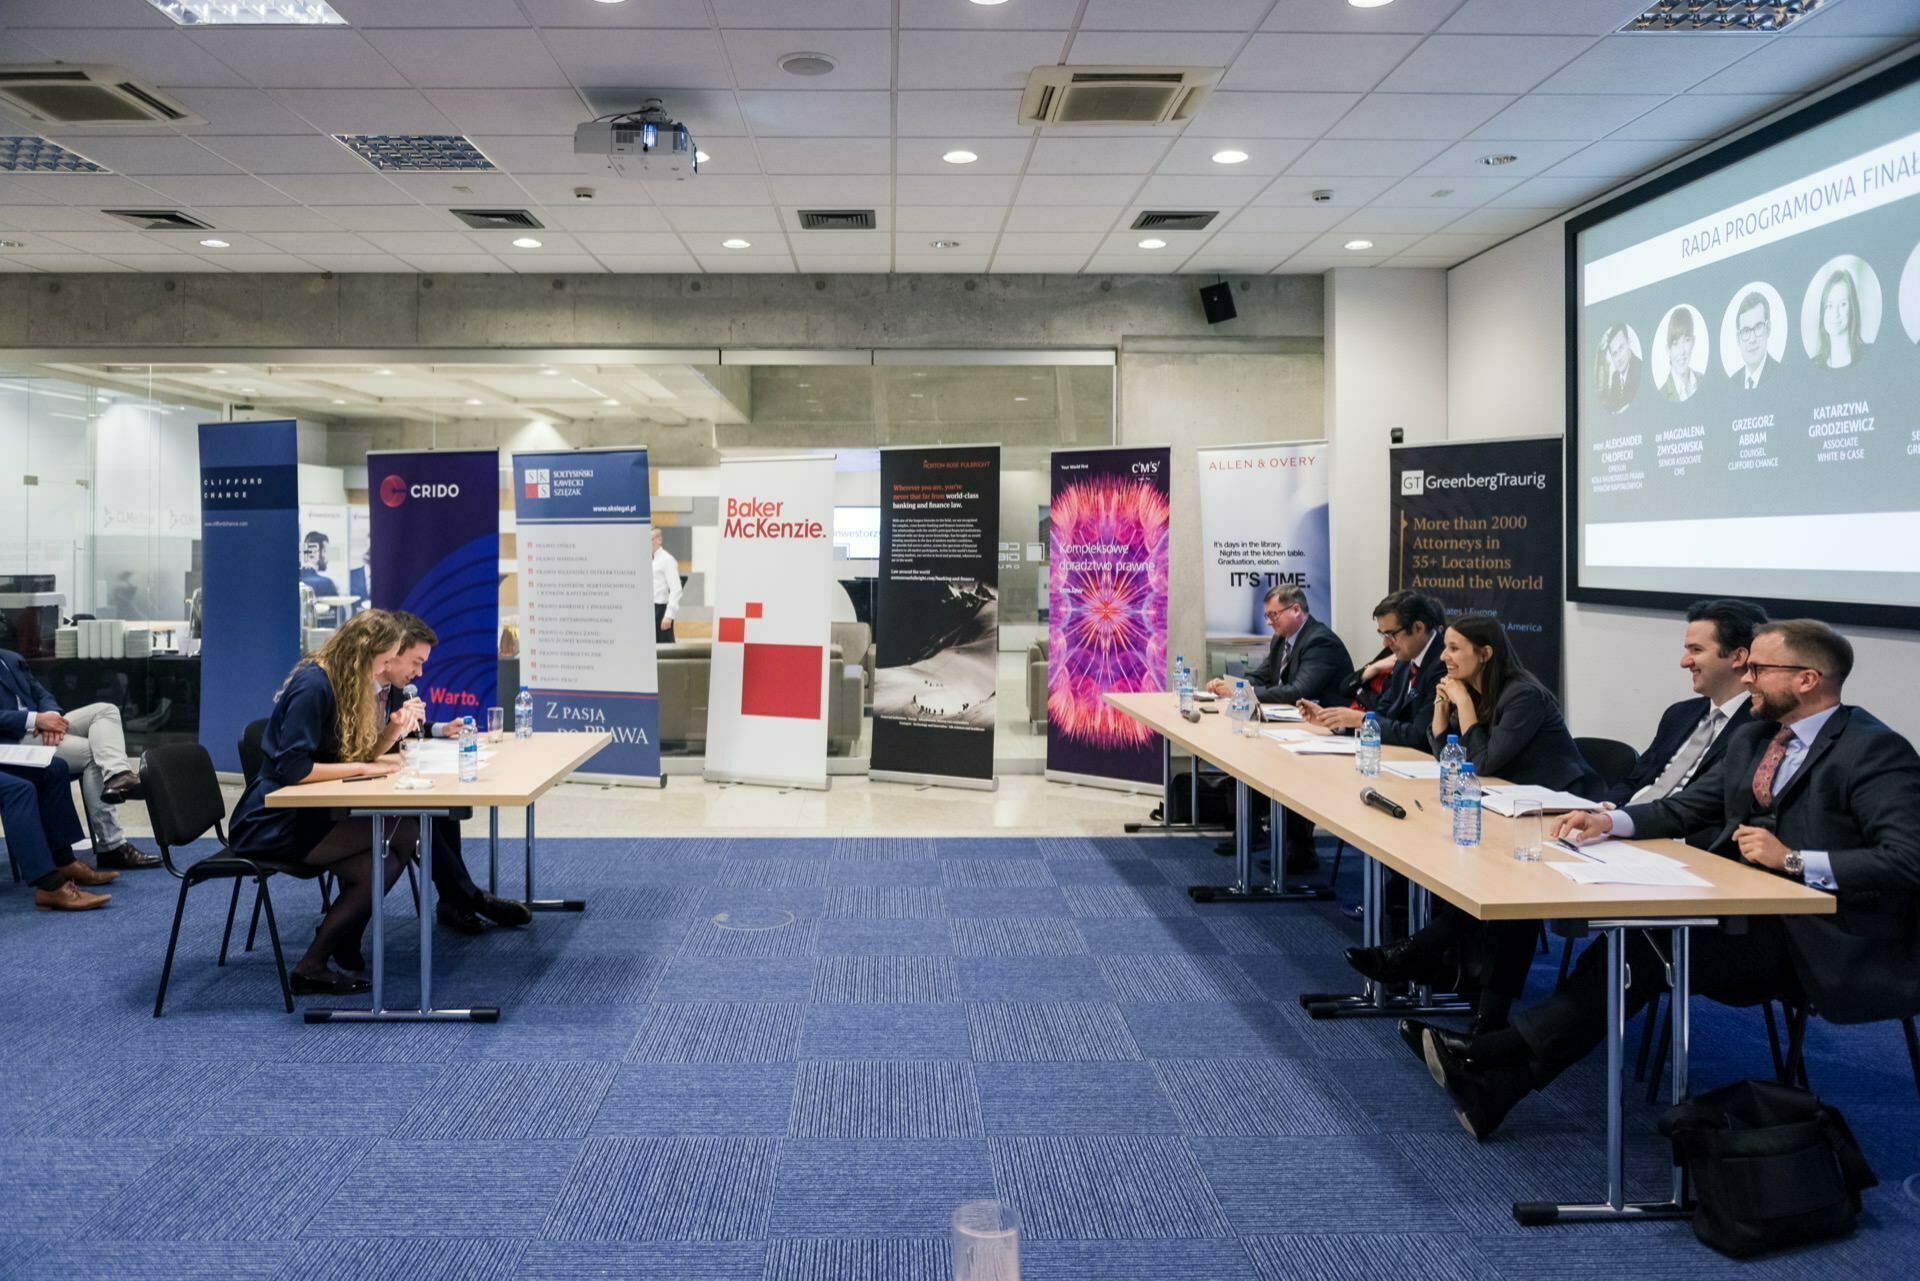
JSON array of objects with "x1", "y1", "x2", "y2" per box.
[{"x1": 285, "y1": 609, "x2": 404, "y2": 763}]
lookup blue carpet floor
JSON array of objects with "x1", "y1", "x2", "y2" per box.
[{"x1": 2, "y1": 833, "x2": 1917, "y2": 1280}]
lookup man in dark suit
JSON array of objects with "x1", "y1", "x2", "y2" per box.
[
  {"x1": 1602, "y1": 599, "x2": 1764, "y2": 825},
  {"x1": 1420, "y1": 619, "x2": 1920, "y2": 1140},
  {"x1": 1302, "y1": 590, "x2": 1446, "y2": 751}
]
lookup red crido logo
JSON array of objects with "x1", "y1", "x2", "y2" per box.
[{"x1": 380, "y1": 474, "x2": 407, "y2": 507}]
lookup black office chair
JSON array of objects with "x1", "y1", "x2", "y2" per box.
[
  {"x1": 145, "y1": 742, "x2": 320, "y2": 1017},
  {"x1": 1641, "y1": 996, "x2": 1920, "y2": 1104}
]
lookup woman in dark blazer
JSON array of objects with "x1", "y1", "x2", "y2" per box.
[
  {"x1": 227, "y1": 609, "x2": 425, "y2": 996},
  {"x1": 1346, "y1": 615, "x2": 1601, "y2": 1038}
]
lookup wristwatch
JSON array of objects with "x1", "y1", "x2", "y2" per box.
[{"x1": 1783, "y1": 849, "x2": 1804, "y2": 880}]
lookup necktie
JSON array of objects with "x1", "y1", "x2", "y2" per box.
[
  {"x1": 1631, "y1": 709, "x2": 1720, "y2": 804},
  {"x1": 1751, "y1": 725, "x2": 1795, "y2": 810}
]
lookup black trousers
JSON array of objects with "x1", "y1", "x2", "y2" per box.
[
  {"x1": 654, "y1": 602, "x2": 675, "y2": 643},
  {"x1": 426, "y1": 819, "x2": 482, "y2": 909},
  {"x1": 1513, "y1": 915, "x2": 1801, "y2": 1087},
  {"x1": 1421, "y1": 903, "x2": 1537, "y2": 1000},
  {"x1": 1, "y1": 758, "x2": 86, "y2": 885}
]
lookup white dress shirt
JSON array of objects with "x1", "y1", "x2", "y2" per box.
[{"x1": 651, "y1": 545, "x2": 683, "y2": 618}]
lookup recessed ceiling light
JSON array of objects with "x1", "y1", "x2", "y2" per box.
[
  {"x1": 376, "y1": 368, "x2": 393, "y2": 375},
  {"x1": 0, "y1": 238, "x2": 26, "y2": 249},
  {"x1": 779, "y1": 52, "x2": 838, "y2": 77},
  {"x1": 603, "y1": 398, "x2": 619, "y2": 406},
  {"x1": 909, "y1": 392, "x2": 924, "y2": 398},
  {"x1": 1137, "y1": 238, "x2": 1167, "y2": 249},
  {"x1": 199, "y1": 238, "x2": 229, "y2": 248},
  {"x1": 1348, "y1": 0, "x2": 1397, "y2": 8},
  {"x1": 331, "y1": 398, "x2": 346, "y2": 405},
  {"x1": 930, "y1": 239, "x2": 963, "y2": 249},
  {"x1": 722, "y1": 238, "x2": 751, "y2": 249},
  {"x1": 211, "y1": 368, "x2": 228, "y2": 375},
  {"x1": 147, "y1": 0, "x2": 348, "y2": 25},
  {"x1": 540, "y1": 367, "x2": 559, "y2": 375},
  {"x1": 1479, "y1": 154, "x2": 1518, "y2": 167},
  {"x1": 1344, "y1": 239, "x2": 1374, "y2": 251},
  {"x1": 464, "y1": 398, "x2": 483, "y2": 406},
  {"x1": 1622, "y1": 0, "x2": 1830, "y2": 33},
  {"x1": 797, "y1": 382, "x2": 810, "y2": 388},
  {"x1": 1211, "y1": 149, "x2": 1249, "y2": 165},
  {"x1": 239, "y1": 386, "x2": 255, "y2": 393},
  {"x1": 594, "y1": 0, "x2": 628, "y2": 5},
  {"x1": 1013, "y1": 396, "x2": 1029, "y2": 402},
  {"x1": 969, "y1": 0, "x2": 1010, "y2": 5},
  {"x1": 943, "y1": 149, "x2": 979, "y2": 165},
  {"x1": 511, "y1": 236, "x2": 542, "y2": 248}
]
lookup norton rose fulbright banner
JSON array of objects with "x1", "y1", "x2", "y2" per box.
[{"x1": 1198, "y1": 441, "x2": 1331, "y2": 638}]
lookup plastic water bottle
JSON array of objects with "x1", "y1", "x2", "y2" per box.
[
  {"x1": 1235, "y1": 679, "x2": 1258, "y2": 737},
  {"x1": 514, "y1": 685, "x2": 534, "y2": 740},
  {"x1": 1453, "y1": 762, "x2": 1482, "y2": 847},
  {"x1": 1356, "y1": 711, "x2": 1382, "y2": 777},
  {"x1": 1439, "y1": 733, "x2": 1465, "y2": 807},
  {"x1": 1174, "y1": 655, "x2": 1194, "y2": 715},
  {"x1": 458, "y1": 718, "x2": 479, "y2": 783}
]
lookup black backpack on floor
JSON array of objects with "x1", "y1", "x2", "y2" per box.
[{"x1": 1660, "y1": 1078, "x2": 1877, "y2": 1258}]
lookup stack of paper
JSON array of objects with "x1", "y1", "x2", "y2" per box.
[
  {"x1": 1549, "y1": 861, "x2": 1712, "y2": 888},
  {"x1": 1282, "y1": 737, "x2": 1359, "y2": 755},
  {"x1": 1260, "y1": 727, "x2": 1318, "y2": 743},
  {"x1": 1383, "y1": 760, "x2": 1444, "y2": 780},
  {"x1": 1261, "y1": 704, "x2": 1306, "y2": 722},
  {"x1": 0, "y1": 744, "x2": 56, "y2": 768},
  {"x1": 1480, "y1": 786, "x2": 1603, "y2": 817}
]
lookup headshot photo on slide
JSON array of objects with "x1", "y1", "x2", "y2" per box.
[
  {"x1": 1594, "y1": 321, "x2": 1642, "y2": 414},
  {"x1": 1899, "y1": 238, "x2": 1920, "y2": 344},
  {"x1": 1800, "y1": 254, "x2": 1881, "y2": 369},
  {"x1": 1652, "y1": 303, "x2": 1708, "y2": 404},
  {"x1": 1720, "y1": 281, "x2": 1789, "y2": 389}
]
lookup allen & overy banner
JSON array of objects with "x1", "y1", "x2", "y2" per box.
[
  {"x1": 1389, "y1": 437, "x2": 1564, "y2": 696},
  {"x1": 513, "y1": 448, "x2": 660, "y2": 780},
  {"x1": 198, "y1": 420, "x2": 300, "y2": 772},
  {"x1": 705, "y1": 454, "x2": 836, "y2": 790},
  {"x1": 1197, "y1": 441, "x2": 1332, "y2": 637},
  {"x1": 1046, "y1": 445, "x2": 1171, "y2": 787},
  {"x1": 368, "y1": 449, "x2": 500, "y2": 722},
  {"x1": 872, "y1": 444, "x2": 1000, "y2": 789}
]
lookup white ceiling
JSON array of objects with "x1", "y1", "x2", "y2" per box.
[{"x1": 0, "y1": 0, "x2": 1914, "y2": 276}]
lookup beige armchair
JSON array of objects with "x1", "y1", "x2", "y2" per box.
[{"x1": 1026, "y1": 639, "x2": 1048, "y2": 731}]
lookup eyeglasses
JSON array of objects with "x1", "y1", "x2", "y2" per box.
[
  {"x1": 1737, "y1": 322, "x2": 1769, "y2": 340},
  {"x1": 1745, "y1": 662, "x2": 1822, "y2": 677},
  {"x1": 1376, "y1": 624, "x2": 1408, "y2": 639}
]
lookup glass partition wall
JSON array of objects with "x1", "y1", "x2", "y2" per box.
[{"x1": 0, "y1": 354, "x2": 1114, "y2": 772}]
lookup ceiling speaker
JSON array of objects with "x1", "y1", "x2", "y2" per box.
[{"x1": 1199, "y1": 281, "x2": 1236, "y2": 325}]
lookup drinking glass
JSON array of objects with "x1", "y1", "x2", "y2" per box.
[
  {"x1": 952, "y1": 1200, "x2": 1020, "y2": 1281},
  {"x1": 395, "y1": 737, "x2": 431, "y2": 790},
  {"x1": 1512, "y1": 802, "x2": 1544, "y2": 861},
  {"x1": 487, "y1": 706, "x2": 505, "y2": 743}
]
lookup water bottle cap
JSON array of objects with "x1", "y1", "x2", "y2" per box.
[
  {"x1": 1460, "y1": 762, "x2": 1475, "y2": 773},
  {"x1": 1446, "y1": 734, "x2": 1459, "y2": 744},
  {"x1": 1363, "y1": 711, "x2": 1377, "y2": 720},
  {"x1": 1234, "y1": 679, "x2": 1246, "y2": 688}
]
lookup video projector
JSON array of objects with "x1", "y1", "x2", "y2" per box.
[{"x1": 572, "y1": 98, "x2": 699, "y2": 181}]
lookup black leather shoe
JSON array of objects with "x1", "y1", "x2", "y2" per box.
[
  {"x1": 1423, "y1": 1027, "x2": 1528, "y2": 1142},
  {"x1": 475, "y1": 892, "x2": 532, "y2": 928},
  {"x1": 97, "y1": 844, "x2": 162, "y2": 870},
  {"x1": 1345, "y1": 936, "x2": 1440, "y2": 985},
  {"x1": 436, "y1": 903, "x2": 486, "y2": 934},
  {"x1": 102, "y1": 770, "x2": 146, "y2": 802},
  {"x1": 1399, "y1": 1018, "x2": 1473, "y2": 1066},
  {"x1": 290, "y1": 968, "x2": 371, "y2": 996}
]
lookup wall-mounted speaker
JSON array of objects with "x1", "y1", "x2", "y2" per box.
[{"x1": 1199, "y1": 281, "x2": 1236, "y2": 325}]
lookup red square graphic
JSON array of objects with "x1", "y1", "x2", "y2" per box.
[
  {"x1": 524, "y1": 481, "x2": 539, "y2": 498},
  {"x1": 717, "y1": 616, "x2": 745, "y2": 643},
  {"x1": 741, "y1": 642, "x2": 823, "y2": 720},
  {"x1": 746, "y1": 602, "x2": 764, "y2": 619}
]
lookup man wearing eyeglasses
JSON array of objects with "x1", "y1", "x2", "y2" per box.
[
  {"x1": 1731, "y1": 290, "x2": 1778, "y2": 390},
  {"x1": 1300, "y1": 589, "x2": 1446, "y2": 750},
  {"x1": 1415, "y1": 619, "x2": 1920, "y2": 1141}
]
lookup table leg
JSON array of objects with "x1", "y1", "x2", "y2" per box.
[
  {"x1": 1263, "y1": 795, "x2": 1335, "y2": 899},
  {"x1": 1125, "y1": 734, "x2": 1221, "y2": 835},
  {"x1": 1297, "y1": 854, "x2": 1473, "y2": 1020},
  {"x1": 418, "y1": 813, "x2": 434, "y2": 1014},
  {"x1": 370, "y1": 812, "x2": 385, "y2": 1012},
  {"x1": 488, "y1": 806, "x2": 498, "y2": 896},
  {"x1": 1188, "y1": 783, "x2": 1328, "y2": 904},
  {"x1": 523, "y1": 800, "x2": 585, "y2": 913}
]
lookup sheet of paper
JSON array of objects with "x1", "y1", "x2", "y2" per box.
[
  {"x1": 1261, "y1": 704, "x2": 1305, "y2": 722},
  {"x1": 1556, "y1": 840, "x2": 1681, "y2": 869},
  {"x1": 1260, "y1": 727, "x2": 1318, "y2": 743},
  {"x1": 1479, "y1": 785, "x2": 1604, "y2": 816},
  {"x1": 0, "y1": 744, "x2": 56, "y2": 768},
  {"x1": 1383, "y1": 760, "x2": 1444, "y2": 780},
  {"x1": 1282, "y1": 737, "x2": 1359, "y2": 755},
  {"x1": 1548, "y1": 861, "x2": 1712, "y2": 889},
  {"x1": 409, "y1": 740, "x2": 496, "y2": 775}
]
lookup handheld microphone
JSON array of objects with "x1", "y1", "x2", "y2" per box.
[
  {"x1": 402, "y1": 683, "x2": 425, "y2": 738},
  {"x1": 1360, "y1": 787, "x2": 1407, "y2": 820},
  {"x1": 1181, "y1": 707, "x2": 1202, "y2": 723}
]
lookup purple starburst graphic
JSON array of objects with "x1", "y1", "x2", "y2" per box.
[{"x1": 1047, "y1": 474, "x2": 1170, "y2": 749}]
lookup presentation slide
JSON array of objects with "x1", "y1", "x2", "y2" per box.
[{"x1": 1571, "y1": 59, "x2": 1920, "y2": 619}]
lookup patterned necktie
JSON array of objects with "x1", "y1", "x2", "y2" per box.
[
  {"x1": 1750, "y1": 725, "x2": 1795, "y2": 810},
  {"x1": 1632, "y1": 709, "x2": 1720, "y2": 805}
]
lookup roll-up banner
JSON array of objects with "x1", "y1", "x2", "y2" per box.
[
  {"x1": 1197, "y1": 441, "x2": 1332, "y2": 638},
  {"x1": 705, "y1": 454, "x2": 836, "y2": 790},
  {"x1": 198, "y1": 420, "x2": 300, "y2": 773},
  {"x1": 513, "y1": 448, "x2": 661, "y2": 783},
  {"x1": 872, "y1": 444, "x2": 1000, "y2": 791},
  {"x1": 368, "y1": 450, "x2": 501, "y2": 723},
  {"x1": 1045, "y1": 445, "x2": 1171, "y2": 790},
  {"x1": 1389, "y1": 437, "x2": 1564, "y2": 696}
]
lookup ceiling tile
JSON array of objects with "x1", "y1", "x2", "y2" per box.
[
  {"x1": 1281, "y1": 252, "x2": 1382, "y2": 270},
  {"x1": 995, "y1": 232, "x2": 1104, "y2": 255},
  {"x1": 331, "y1": 0, "x2": 532, "y2": 25},
  {"x1": 990, "y1": 254, "x2": 1093, "y2": 273},
  {"x1": 39, "y1": 136, "x2": 237, "y2": 177},
  {"x1": 0, "y1": 206, "x2": 136, "y2": 232},
  {"x1": 1157, "y1": 136, "x2": 1311, "y2": 176},
  {"x1": 542, "y1": 206, "x2": 673, "y2": 232},
  {"x1": 663, "y1": 206, "x2": 785, "y2": 232},
  {"x1": 1544, "y1": 138, "x2": 1692, "y2": 179},
  {"x1": 1066, "y1": 31, "x2": 1249, "y2": 66},
  {"x1": 1083, "y1": 253, "x2": 1178, "y2": 275},
  {"x1": 1611, "y1": 93, "x2": 1776, "y2": 141},
  {"x1": 362, "y1": 232, "x2": 494, "y2": 255},
  {"x1": 1304, "y1": 231, "x2": 1425, "y2": 256},
  {"x1": 187, "y1": 30, "x2": 415, "y2": 89},
  {"x1": 164, "y1": 88, "x2": 317, "y2": 135},
  {"x1": 392, "y1": 253, "x2": 512, "y2": 272},
  {"x1": 1178, "y1": 255, "x2": 1290, "y2": 273},
  {"x1": 897, "y1": 174, "x2": 1022, "y2": 205},
  {"x1": 1223, "y1": 205, "x2": 1348, "y2": 234},
  {"x1": 800, "y1": 230, "x2": 887, "y2": 253},
  {"x1": 315, "y1": 204, "x2": 466, "y2": 231},
  {"x1": 105, "y1": 255, "x2": 229, "y2": 273},
  {"x1": 1443, "y1": 205, "x2": 1560, "y2": 234},
  {"x1": 137, "y1": 174, "x2": 300, "y2": 206},
  {"x1": 1251, "y1": 175, "x2": 1398, "y2": 206},
  {"x1": 1027, "y1": 137, "x2": 1171, "y2": 175},
  {"x1": 360, "y1": 29, "x2": 572, "y2": 90},
  {"x1": 739, "y1": 91, "x2": 894, "y2": 137},
  {"x1": 200, "y1": 254, "x2": 317, "y2": 272},
  {"x1": 1098, "y1": 229, "x2": 1209, "y2": 256},
  {"x1": 901, "y1": 0, "x2": 1082, "y2": 29},
  {"x1": 258, "y1": 174, "x2": 412, "y2": 205},
  {"x1": 593, "y1": 254, "x2": 700, "y2": 272},
  {"x1": 470, "y1": 230, "x2": 585, "y2": 256},
  {"x1": 1386, "y1": 255, "x2": 1472, "y2": 268},
  {"x1": 1188, "y1": 232, "x2": 1314, "y2": 258},
  {"x1": 0, "y1": 253, "x2": 129, "y2": 272},
  {"x1": 1488, "y1": 174, "x2": 1615, "y2": 206},
  {"x1": 646, "y1": 176, "x2": 774, "y2": 206},
  {"x1": 1015, "y1": 174, "x2": 1147, "y2": 205},
  {"x1": 1335, "y1": 205, "x2": 1471, "y2": 234},
  {"x1": 1471, "y1": 93, "x2": 1671, "y2": 140},
  {"x1": 9, "y1": 29, "x2": 250, "y2": 88},
  {"x1": 0, "y1": 1, "x2": 171, "y2": 24},
  {"x1": 1405, "y1": 231, "x2": 1508, "y2": 258},
  {"x1": 897, "y1": 137, "x2": 1032, "y2": 174},
  {"x1": 892, "y1": 232, "x2": 977, "y2": 253},
  {"x1": 269, "y1": 89, "x2": 458, "y2": 134},
  {"x1": 198, "y1": 135, "x2": 366, "y2": 176},
  {"x1": 503, "y1": 255, "x2": 605, "y2": 274},
  {"x1": 1535, "y1": 36, "x2": 1755, "y2": 94},
  {"x1": 1378, "y1": 35, "x2": 1597, "y2": 93},
  {"x1": 1371, "y1": 173, "x2": 1523, "y2": 205},
  {"x1": 1083, "y1": 0, "x2": 1269, "y2": 28},
  {"x1": 1132, "y1": 173, "x2": 1271, "y2": 206},
  {"x1": 1419, "y1": 137, "x2": 1588, "y2": 177},
  {"x1": 542, "y1": 29, "x2": 733, "y2": 90},
  {"x1": 42, "y1": 231, "x2": 177, "y2": 254},
  {"x1": 1222, "y1": 34, "x2": 1424, "y2": 92},
  {"x1": 1796, "y1": 0, "x2": 1920, "y2": 36},
  {"x1": 1286, "y1": 139, "x2": 1450, "y2": 177},
  {"x1": 515, "y1": 0, "x2": 711, "y2": 25},
  {"x1": 714, "y1": 0, "x2": 893, "y2": 26},
  {"x1": 517, "y1": 174, "x2": 657, "y2": 205},
  {"x1": 897, "y1": 206, "x2": 1008, "y2": 231},
  {"x1": 1438, "y1": 0, "x2": 1649, "y2": 36},
  {"x1": 896, "y1": 91, "x2": 1032, "y2": 137},
  {"x1": 385, "y1": 173, "x2": 536, "y2": 206},
  {"x1": 1326, "y1": 93, "x2": 1514, "y2": 140},
  {"x1": 255, "y1": 232, "x2": 382, "y2": 255},
  {"x1": 894, "y1": 254, "x2": 993, "y2": 273},
  {"x1": 897, "y1": 31, "x2": 1071, "y2": 90},
  {"x1": 1184, "y1": 91, "x2": 1365, "y2": 139},
  {"x1": 422, "y1": 90, "x2": 603, "y2": 137},
  {"x1": 465, "y1": 136, "x2": 607, "y2": 177},
  {"x1": 757, "y1": 138, "x2": 893, "y2": 174},
  {"x1": 1263, "y1": 0, "x2": 1463, "y2": 33},
  {"x1": 1686, "y1": 36, "x2": 1893, "y2": 96},
  {"x1": 769, "y1": 175, "x2": 893, "y2": 207},
  {"x1": 0, "y1": 174, "x2": 166, "y2": 206},
  {"x1": 722, "y1": 29, "x2": 895, "y2": 90}
]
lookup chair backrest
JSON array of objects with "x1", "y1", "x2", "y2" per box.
[
  {"x1": 238, "y1": 718, "x2": 269, "y2": 787},
  {"x1": 1575, "y1": 736, "x2": 1640, "y2": 789},
  {"x1": 141, "y1": 743, "x2": 229, "y2": 867}
]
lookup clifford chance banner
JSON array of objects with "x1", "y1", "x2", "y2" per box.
[
  {"x1": 1046, "y1": 445, "x2": 1171, "y2": 788},
  {"x1": 872, "y1": 444, "x2": 1000, "y2": 789},
  {"x1": 1197, "y1": 441, "x2": 1332, "y2": 637},
  {"x1": 513, "y1": 448, "x2": 661, "y2": 780},
  {"x1": 199, "y1": 420, "x2": 300, "y2": 773},
  {"x1": 368, "y1": 450, "x2": 501, "y2": 721},
  {"x1": 1389, "y1": 437, "x2": 1564, "y2": 695}
]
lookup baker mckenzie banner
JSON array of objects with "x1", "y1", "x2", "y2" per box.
[
  {"x1": 369, "y1": 450, "x2": 500, "y2": 722},
  {"x1": 513, "y1": 448, "x2": 660, "y2": 780},
  {"x1": 1389, "y1": 437, "x2": 1563, "y2": 695},
  {"x1": 872, "y1": 445, "x2": 1000, "y2": 789},
  {"x1": 1046, "y1": 445, "x2": 1171, "y2": 788},
  {"x1": 1198, "y1": 441, "x2": 1331, "y2": 636},
  {"x1": 199, "y1": 420, "x2": 300, "y2": 773}
]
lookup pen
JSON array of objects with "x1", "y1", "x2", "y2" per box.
[{"x1": 1413, "y1": 799, "x2": 1423, "y2": 811}]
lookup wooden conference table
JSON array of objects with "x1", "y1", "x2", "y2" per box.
[
  {"x1": 1106, "y1": 692, "x2": 1832, "y2": 1226},
  {"x1": 265, "y1": 730, "x2": 610, "y2": 1025}
]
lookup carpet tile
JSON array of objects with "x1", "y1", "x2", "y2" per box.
[
  {"x1": 948, "y1": 917, "x2": 1086, "y2": 957},
  {"x1": 1074, "y1": 916, "x2": 1226, "y2": 955},
  {"x1": 1063, "y1": 884, "x2": 1196, "y2": 918},
  {"x1": 813, "y1": 917, "x2": 955, "y2": 954},
  {"x1": 305, "y1": 1140, "x2": 579, "y2": 1238},
  {"x1": 271, "y1": 1238, "x2": 526, "y2": 1281},
  {"x1": 518, "y1": 953, "x2": 670, "y2": 1006},
  {"x1": 941, "y1": 858, "x2": 1057, "y2": 888},
  {"x1": 512, "y1": 1242, "x2": 767, "y2": 1280},
  {"x1": 547, "y1": 1137, "x2": 779, "y2": 1242},
  {"x1": 650, "y1": 957, "x2": 814, "y2": 1002},
  {"x1": 392, "y1": 1061, "x2": 618, "y2": 1140},
  {"x1": 6, "y1": 1243, "x2": 294, "y2": 1281},
  {"x1": 593, "y1": 1064, "x2": 797, "y2": 1136},
  {"x1": 825, "y1": 886, "x2": 944, "y2": 920},
  {"x1": 1243, "y1": 1233, "x2": 1500, "y2": 1281},
  {"x1": 679, "y1": 915, "x2": 821, "y2": 959},
  {"x1": 1154, "y1": 1058, "x2": 1378, "y2": 1137},
  {"x1": 769, "y1": 1140, "x2": 997, "y2": 1236},
  {"x1": 1021, "y1": 1240, "x2": 1261, "y2": 1281},
  {"x1": 989, "y1": 1136, "x2": 1232, "y2": 1239},
  {"x1": 1190, "y1": 1136, "x2": 1461, "y2": 1235},
  {"x1": 1099, "y1": 954, "x2": 1267, "y2": 1003},
  {"x1": 976, "y1": 1062, "x2": 1185, "y2": 1136},
  {"x1": 823, "y1": 860, "x2": 946, "y2": 889},
  {"x1": 799, "y1": 1004, "x2": 974, "y2": 1059},
  {"x1": 1122, "y1": 1002, "x2": 1310, "y2": 1060},
  {"x1": 625, "y1": 1002, "x2": 804, "y2": 1063},
  {"x1": 811, "y1": 955, "x2": 959, "y2": 1004},
  {"x1": 762, "y1": 1236, "x2": 949, "y2": 1281},
  {"x1": 968, "y1": 1002, "x2": 1141, "y2": 1061},
  {"x1": 788, "y1": 1061, "x2": 983, "y2": 1138},
  {"x1": 955, "y1": 955, "x2": 1114, "y2": 1003},
  {"x1": 0, "y1": 1140, "x2": 172, "y2": 1233},
  {"x1": 940, "y1": 885, "x2": 1070, "y2": 917},
  {"x1": 90, "y1": 1136, "x2": 359, "y2": 1241}
]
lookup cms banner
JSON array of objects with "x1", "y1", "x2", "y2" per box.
[
  {"x1": 369, "y1": 450, "x2": 501, "y2": 721},
  {"x1": 1198, "y1": 441, "x2": 1331, "y2": 638},
  {"x1": 1390, "y1": 437, "x2": 1564, "y2": 695},
  {"x1": 198, "y1": 420, "x2": 300, "y2": 773},
  {"x1": 705, "y1": 455, "x2": 836, "y2": 791},
  {"x1": 513, "y1": 449, "x2": 661, "y2": 781},
  {"x1": 872, "y1": 444, "x2": 1001, "y2": 790},
  {"x1": 1046, "y1": 446, "x2": 1171, "y2": 789}
]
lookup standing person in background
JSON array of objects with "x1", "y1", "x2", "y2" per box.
[{"x1": 651, "y1": 527, "x2": 682, "y2": 643}]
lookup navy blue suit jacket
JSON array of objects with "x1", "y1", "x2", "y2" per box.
[
  {"x1": 1371, "y1": 631, "x2": 1447, "y2": 751},
  {"x1": 0, "y1": 648, "x2": 61, "y2": 739},
  {"x1": 1602, "y1": 695, "x2": 1754, "y2": 808}
]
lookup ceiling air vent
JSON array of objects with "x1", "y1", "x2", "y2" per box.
[
  {"x1": 1131, "y1": 211, "x2": 1218, "y2": 232},
  {"x1": 103, "y1": 209, "x2": 215, "y2": 231},
  {"x1": 450, "y1": 208, "x2": 544, "y2": 230},
  {"x1": 798, "y1": 209, "x2": 877, "y2": 231},
  {"x1": 0, "y1": 65, "x2": 199, "y2": 126},
  {"x1": 1019, "y1": 66, "x2": 1220, "y2": 127}
]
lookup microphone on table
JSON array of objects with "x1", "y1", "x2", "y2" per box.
[{"x1": 1360, "y1": 787, "x2": 1407, "y2": 820}]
